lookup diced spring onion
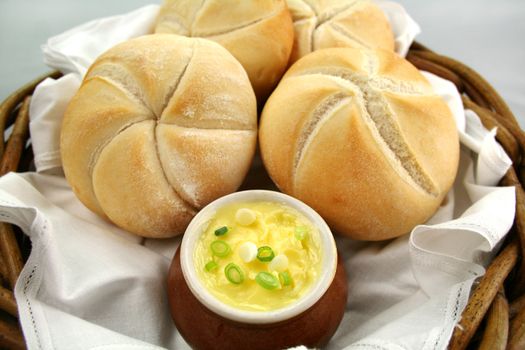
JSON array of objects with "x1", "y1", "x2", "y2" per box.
[
  {"x1": 269, "y1": 254, "x2": 289, "y2": 272},
  {"x1": 214, "y1": 226, "x2": 229, "y2": 236},
  {"x1": 295, "y1": 226, "x2": 308, "y2": 240},
  {"x1": 205, "y1": 261, "x2": 218, "y2": 272},
  {"x1": 210, "y1": 240, "x2": 231, "y2": 257},
  {"x1": 257, "y1": 246, "x2": 275, "y2": 262},
  {"x1": 235, "y1": 208, "x2": 257, "y2": 226},
  {"x1": 255, "y1": 272, "x2": 280, "y2": 290},
  {"x1": 238, "y1": 241, "x2": 258, "y2": 263},
  {"x1": 279, "y1": 271, "x2": 293, "y2": 286},
  {"x1": 224, "y1": 263, "x2": 244, "y2": 284}
]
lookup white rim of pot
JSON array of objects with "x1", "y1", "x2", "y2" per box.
[{"x1": 180, "y1": 190, "x2": 338, "y2": 324}]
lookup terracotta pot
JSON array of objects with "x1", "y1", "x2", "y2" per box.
[
  {"x1": 166, "y1": 190, "x2": 348, "y2": 349},
  {"x1": 168, "y1": 247, "x2": 348, "y2": 349}
]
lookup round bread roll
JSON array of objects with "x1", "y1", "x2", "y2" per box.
[
  {"x1": 259, "y1": 48, "x2": 459, "y2": 240},
  {"x1": 286, "y1": 0, "x2": 395, "y2": 64},
  {"x1": 154, "y1": 0, "x2": 294, "y2": 101},
  {"x1": 61, "y1": 34, "x2": 257, "y2": 238}
]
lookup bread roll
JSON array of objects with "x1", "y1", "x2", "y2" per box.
[
  {"x1": 286, "y1": 0, "x2": 394, "y2": 64},
  {"x1": 259, "y1": 48, "x2": 459, "y2": 240},
  {"x1": 154, "y1": 0, "x2": 294, "y2": 101},
  {"x1": 61, "y1": 34, "x2": 257, "y2": 238}
]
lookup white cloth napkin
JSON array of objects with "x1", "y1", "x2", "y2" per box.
[{"x1": 0, "y1": 3, "x2": 516, "y2": 350}]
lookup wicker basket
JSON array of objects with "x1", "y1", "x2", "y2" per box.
[{"x1": 1, "y1": 43, "x2": 524, "y2": 350}]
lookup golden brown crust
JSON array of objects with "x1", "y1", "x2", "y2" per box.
[
  {"x1": 61, "y1": 34, "x2": 257, "y2": 238},
  {"x1": 259, "y1": 47, "x2": 459, "y2": 240},
  {"x1": 92, "y1": 121, "x2": 196, "y2": 238},
  {"x1": 61, "y1": 77, "x2": 153, "y2": 217},
  {"x1": 287, "y1": 0, "x2": 395, "y2": 64},
  {"x1": 156, "y1": 125, "x2": 256, "y2": 209},
  {"x1": 259, "y1": 73, "x2": 357, "y2": 194},
  {"x1": 154, "y1": 0, "x2": 294, "y2": 101}
]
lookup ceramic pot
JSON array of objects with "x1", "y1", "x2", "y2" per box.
[{"x1": 167, "y1": 190, "x2": 348, "y2": 349}]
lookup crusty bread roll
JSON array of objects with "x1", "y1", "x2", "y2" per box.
[
  {"x1": 259, "y1": 48, "x2": 459, "y2": 240},
  {"x1": 286, "y1": 0, "x2": 395, "y2": 64},
  {"x1": 61, "y1": 34, "x2": 257, "y2": 238},
  {"x1": 154, "y1": 0, "x2": 294, "y2": 101}
]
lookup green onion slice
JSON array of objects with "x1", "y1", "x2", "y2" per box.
[
  {"x1": 205, "y1": 261, "x2": 218, "y2": 272},
  {"x1": 255, "y1": 272, "x2": 280, "y2": 290},
  {"x1": 214, "y1": 226, "x2": 229, "y2": 236},
  {"x1": 295, "y1": 226, "x2": 308, "y2": 240},
  {"x1": 224, "y1": 263, "x2": 244, "y2": 284},
  {"x1": 257, "y1": 246, "x2": 275, "y2": 262},
  {"x1": 279, "y1": 271, "x2": 293, "y2": 286},
  {"x1": 210, "y1": 240, "x2": 231, "y2": 257}
]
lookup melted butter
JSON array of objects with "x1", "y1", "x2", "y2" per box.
[{"x1": 194, "y1": 201, "x2": 322, "y2": 311}]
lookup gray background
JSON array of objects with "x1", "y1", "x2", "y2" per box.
[{"x1": 1, "y1": 0, "x2": 524, "y2": 126}]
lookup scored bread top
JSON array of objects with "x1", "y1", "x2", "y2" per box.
[
  {"x1": 259, "y1": 48, "x2": 459, "y2": 240},
  {"x1": 286, "y1": 0, "x2": 395, "y2": 64},
  {"x1": 154, "y1": 0, "x2": 294, "y2": 100},
  {"x1": 156, "y1": 0, "x2": 279, "y2": 37},
  {"x1": 61, "y1": 34, "x2": 257, "y2": 238}
]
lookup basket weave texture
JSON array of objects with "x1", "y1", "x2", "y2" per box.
[{"x1": 0, "y1": 43, "x2": 524, "y2": 350}]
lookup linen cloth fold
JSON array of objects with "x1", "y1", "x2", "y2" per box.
[{"x1": 0, "y1": 2, "x2": 516, "y2": 350}]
